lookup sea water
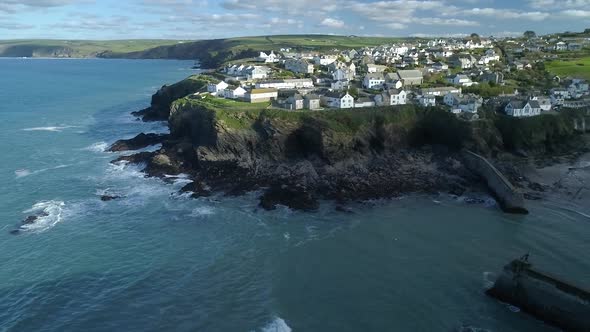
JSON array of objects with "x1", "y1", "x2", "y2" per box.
[{"x1": 0, "y1": 58, "x2": 588, "y2": 332}]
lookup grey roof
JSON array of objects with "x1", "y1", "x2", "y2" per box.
[
  {"x1": 507, "y1": 100, "x2": 526, "y2": 109},
  {"x1": 397, "y1": 70, "x2": 423, "y2": 79},
  {"x1": 304, "y1": 94, "x2": 320, "y2": 100},
  {"x1": 323, "y1": 91, "x2": 349, "y2": 98},
  {"x1": 528, "y1": 100, "x2": 541, "y2": 109},
  {"x1": 365, "y1": 73, "x2": 384, "y2": 80},
  {"x1": 289, "y1": 94, "x2": 304, "y2": 100}
]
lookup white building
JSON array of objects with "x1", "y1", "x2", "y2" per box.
[
  {"x1": 417, "y1": 95, "x2": 436, "y2": 107},
  {"x1": 257, "y1": 51, "x2": 279, "y2": 63},
  {"x1": 375, "y1": 89, "x2": 407, "y2": 106},
  {"x1": 207, "y1": 81, "x2": 229, "y2": 96},
  {"x1": 255, "y1": 79, "x2": 314, "y2": 90},
  {"x1": 363, "y1": 73, "x2": 385, "y2": 89},
  {"x1": 505, "y1": 100, "x2": 541, "y2": 117},
  {"x1": 314, "y1": 55, "x2": 338, "y2": 66},
  {"x1": 420, "y1": 87, "x2": 461, "y2": 96},
  {"x1": 285, "y1": 58, "x2": 314, "y2": 74},
  {"x1": 223, "y1": 86, "x2": 247, "y2": 99},
  {"x1": 245, "y1": 88, "x2": 278, "y2": 103},
  {"x1": 367, "y1": 64, "x2": 388, "y2": 73},
  {"x1": 447, "y1": 74, "x2": 476, "y2": 87},
  {"x1": 321, "y1": 92, "x2": 355, "y2": 109}
]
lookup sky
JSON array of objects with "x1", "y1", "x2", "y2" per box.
[{"x1": 0, "y1": 0, "x2": 589, "y2": 40}]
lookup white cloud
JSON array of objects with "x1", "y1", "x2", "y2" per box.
[{"x1": 319, "y1": 17, "x2": 345, "y2": 28}]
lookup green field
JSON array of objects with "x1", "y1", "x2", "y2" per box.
[
  {"x1": 0, "y1": 39, "x2": 186, "y2": 58},
  {"x1": 546, "y1": 56, "x2": 590, "y2": 80}
]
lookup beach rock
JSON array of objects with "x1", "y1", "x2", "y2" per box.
[
  {"x1": 111, "y1": 151, "x2": 154, "y2": 165},
  {"x1": 259, "y1": 184, "x2": 319, "y2": 212},
  {"x1": 181, "y1": 181, "x2": 212, "y2": 198},
  {"x1": 22, "y1": 212, "x2": 48, "y2": 225},
  {"x1": 100, "y1": 195, "x2": 121, "y2": 202},
  {"x1": 108, "y1": 133, "x2": 169, "y2": 152}
]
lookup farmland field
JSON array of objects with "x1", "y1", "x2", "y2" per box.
[{"x1": 546, "y1": 56, "x2": 590, "y2": 80}]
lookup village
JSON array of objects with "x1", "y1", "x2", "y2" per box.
[{"x1": 200, "y1": 32, "x2": 590, "y2": 119}]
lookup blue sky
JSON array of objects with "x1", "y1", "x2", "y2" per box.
[{"x1": 0, "y1": 0, "x2": 589, "y2": 40}]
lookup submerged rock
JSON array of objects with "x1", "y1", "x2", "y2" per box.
[
  {"x1": 259, "y1": 184, "x2": 319, "y2": 212},
  {"x1": 100, "y1": 195, "x2": 121, "y2": 202},
  {"x1": 108, "y1": 133, "x2": 169, "y2": 152}
]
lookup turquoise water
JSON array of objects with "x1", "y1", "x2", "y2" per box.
[{"x1": 0, "y1": 58, "x2": 589, "y2": 332}]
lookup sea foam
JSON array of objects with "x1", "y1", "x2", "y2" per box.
[
  {"x1": 21, "y1": 200, "x2": 65, "y2": 232},
  {"x1": 22, "y1": 126, "x2": 77, "y2": 132},
  {"x1": 15, "y1": 164, "x2": 71, "y2": 179},
  {"x1": 259, "y1": 317, "x2": 292, "y2": 332},
  {"x1": 83, "y1": 141, "x2": 109, "y2": 153}
]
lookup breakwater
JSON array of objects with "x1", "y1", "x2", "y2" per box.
[
  {"x1": 487, "y1": 258, "x2": 590, "y2": 332},
  {"x1": 462, "y1": 150, "x2": 528, "y2": 214}
]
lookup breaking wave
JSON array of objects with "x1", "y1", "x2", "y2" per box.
[
  {"x1": 22, "y1": 126, "x2": 77, "y2": 132},
  {"x1": 259, "y1": 317, "x2": 292, "y2": 332},
  {"x1": 15, "y1": 164, "x2": 71, "y2": 179},
  {"x1": 20, "y1": 200, "x2": 65, "y2": 232},
  {"x1": 189, "y1": 206, "x2": 215, "y2": 217},
  {"x1": 83, "y1": 141, "x2": 109, "y2": 153}
]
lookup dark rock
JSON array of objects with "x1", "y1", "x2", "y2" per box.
[
  {"x1": 111, "y1": 151, "x2": 154, "y2": 165},
  {"x1": 10, "y1": 229, "x2": 20, "y2": 235},
  {"x1": 259, "y1": 184, "x2": 319, "y2": 212},
  {"x1": 524, "y1": 192, "x2": 543, "y2": 200},
  {"x1": 464, "y1": 197, "x2": 485, "y2": 205},
  {"x1": 181, "y1": 181, "x2": 212, "y2": 198},
  {"x1": 528, "y1": 182, "x2": 546, "y2": 192},
  {"x1": 108, "y1": 133, "x2": 169, "y2": 152},
  {"x1": 335, "y1": 205, "x2": 354, "y2": 214},
  {"x1": 100, "y1": 195, "x2": 121, "y2": 202},
  {"x1": 22, "y1": 212, "x2": 48, "y2": 225}
]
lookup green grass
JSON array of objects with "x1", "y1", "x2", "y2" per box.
[
  {"x1": 0, "y1": 39, "x2": 186, "y2": 58},
  {"x1": 546, "y1": 56, "x2": 590, "y2": 80}
]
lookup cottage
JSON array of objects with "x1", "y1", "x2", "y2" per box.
[
  {"x1": 286, "y1": 94, "x2": 304, "y2": 110},
  {"x1": 375, "y1": 89, "x2": 407, "y2": 106},
  {"x1": 321, "y1": 92, "x2": 355, "y2": 109},
  {"x1": 420, "y1": 86, "x2": 461, "y2": 96},
  {"x1": 331, "y1": 80, "x2": 349, "y2": 90},
  {"x1": 285, "y1": 58, "x2": 314, "y2": 74},
  {"x1": 444, "y1": 93, "x2": 482, "y2": 113},
  {"x1": 207, "y1": 81, "x2": 229, "y2": 96},
  {"x1": 332, "y1": 68, "x2": 355, "y2": 82},
  {"x1": 304, "y1": 94, "x2": 321, "y2": 110},
  {"x1": 223, "y1": 86, "x2": 247, "y2": 99},
  {"x1": 363, "y1": 73, "x2": 385, "y2": 89},
  {"x1": 481, "y1": 72, "x2": 504, "y2": 85},
  {"x1": 417, "y1": 95, "x2": 436, "y2": 107},
  {"x1": 314, "y1": 55, "x2": 338, "y2": 66},
  {"x1": 432, "y1": 62, "x2": 449, "y2": 72},
  {"x1": 257, "y1": 51, "x2": 279, "y2": 63},
  {"x1": 396, "y1": 70, "x2": 423, "y2": 86},
  {"x1": 504, "y1": 100, "x2": 541, "y2": 117},
  {"x1": 255, "y1": 79, "x2": 314, "y2": 90},
  {"x1": 450, "y1": 54, "x2": 476, "y2": 69},
  {"x1": 245, "y1": 88, "x2": 278, "y2": 103},
  {"x1": 447, "y1": 74, "x2": 475, "y2": 87},
  {"x1": 367, "y1": 64, "x2": 388, "y2": 73},
  {"x1": 355, "y1": 98, "x2": 376, "y2": 108},
  {"x1": 530, "y1": 96, "x2": 551, "y2": 112}
]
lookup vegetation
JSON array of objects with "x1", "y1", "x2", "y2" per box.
[
  {"x1": 463, "y1": 82, "x2": 516, "y2": 98},
  {"x1": 100, "y1": 34, "x2": 417, "y2": 67},
  {"x1": 546, "y1": 56, "x2": 590, "y2": 80},
  {"x1": 0, "y1": 39, "x2": 184, "y2": 58}
]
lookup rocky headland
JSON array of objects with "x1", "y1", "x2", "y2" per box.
[{"x1": 110, "y1": 75, "x2": 590, "y2": 212}]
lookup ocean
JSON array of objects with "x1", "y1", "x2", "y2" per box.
[{"x1": 0, "y1": 58, "x2": 588, "y2": 332}]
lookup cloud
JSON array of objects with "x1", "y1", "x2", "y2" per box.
[
  {"x1": 464, "y1": 8, "x2": 550, "y2": 21},
  {"x1": 319, "y1": 17, "x2": 345, "y2": 28}
]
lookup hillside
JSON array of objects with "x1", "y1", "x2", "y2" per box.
[
  {"x1": 99, "y1": 35, "x2": 413, "y2": 67},
  {"x1": 0, "y1": 39, "x2": 186, "y2": 58}
]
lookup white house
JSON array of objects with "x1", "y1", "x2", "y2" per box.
[
  {"x1": 321, "y1": 92, "x2": 355, "y2": 109},
  {"x1": 375, "y1": 89, "x2": 407, "y2": 106},
  {"x1": 223, "y1": 86, "x2": 247, "y2": 99},
  {"x1": 363, "y1": 73, "x2": 385, "y2": 89},
  {"x1": 396, "y1": 70, "x2": 423, "y2": 86},
  {"x1": 332, "y1": 68, "x2": 355, "y2": 82},
  {"x1": 304, "y1": 94, "x2": 321, "y2": 110},
  {"x1": 285, "y1": 58, "x2": 314, "y2": 74},
  {"x1": 432, "y1": 62, "x2": 449, "y2": 72},
  {"x1": 505, "y1": 100, "x2": 541, "y2": 117},
  {"x1": 257, "y1": 51, "x2": 279, "y2": 63},
  {"x1": 367, "y1": 64, "x2": 388, "y2": 73},
  {"x1": 417, "y1": 95, "x2": 436, "y2": 107},
  {"x1": 447, "y1": 74, "x2": 476, "y2": 87},
  {"x1": 530, "y1": 96, "x2": 552, "y2": 112},
  {"x1": 207, "y1": 81, "x2": 229, "y2": 96},
  {"x1": 331, "y1": 80, "x2": 349, "y2": 90},
  {"x1": 255, "y1": 79, "x2": 314, "y2": 90},
  {"x1": 245, "y1": 88, "x2": 278, "y2": 103},
  {"x1": 420, "y1": 87, "x2": 461, "y2": 96},
  {"x1": 444, "y1": 93, "x2": 482, "y2": 113},
  {"x1": 314, "y1": 55, "x2": 338, "y2": 66},
  {"x1": 286, "y1": 94, "x2": 304, "y2": 110}
]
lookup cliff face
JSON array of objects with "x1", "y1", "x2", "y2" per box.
[
  {"x1": 121, "y1": 79, "x2": 590, "y2": 211},
  {"x1": 133, "y1": 75, "x2": 212, "y2": 121}
]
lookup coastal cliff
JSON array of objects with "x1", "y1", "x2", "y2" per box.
[{"x1": 114, "y1": 76, "x2": 590, "y2": 211}]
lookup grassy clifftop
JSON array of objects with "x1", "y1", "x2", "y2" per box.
[
  {"x1": 100, "y1": 35, "x2": 411, "y2": 67},
  {"x1": 0, "y1": 39, "x2": 186, "y2": 58}
]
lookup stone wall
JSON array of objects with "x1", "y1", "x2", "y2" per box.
[{"x1": 462, "y1": 150, "x2": 528, "y2": 214}]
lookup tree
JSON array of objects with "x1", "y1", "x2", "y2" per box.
[
  {"x1": 470, "y1": 33, "x2": 481, "y2": 43},
  {"x1": 524, "y1": 31, "x2": 536, "y2": 39}
]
